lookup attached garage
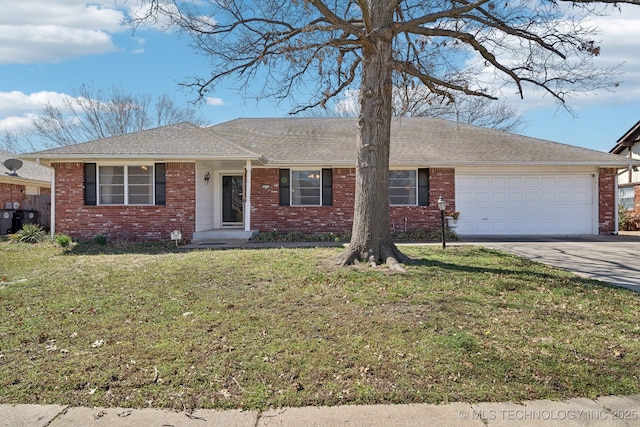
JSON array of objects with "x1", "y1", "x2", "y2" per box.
[{"x1": 455, "y1": 171, "x2": 598, "y2": 235}]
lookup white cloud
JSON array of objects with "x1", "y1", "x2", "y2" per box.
[
  {"x1": 0, "y1": 0, "x2": 126, "y2": 63},
  {"x1": 206, "y1": 97, "x2": 226, "y2": 106},
  {"x1": 0, "y1": 114, "x2": 38, "y2": 133},
  {"x1": 0, "y1": 91, "x2": 71, "y2": 132},
  {"x1": 0, "y1": 25, "x2": 118, "y2": 64}
]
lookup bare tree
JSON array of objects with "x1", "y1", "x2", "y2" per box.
[
  {"x1": 132, "y1": 0, "x2": 620, "y2": 269},
  {"x1": 26, "y1": 84, "x2": 207, "y2": 148},
  {"x1": 1, "y1": 130, "x2": 24, "y2": 153},
  {"x1": 322, "y1": 89, "x2": 526, "y2": 133},
  {"x1": 413, "y1": 96, "x2": 526, "y2": 133}
]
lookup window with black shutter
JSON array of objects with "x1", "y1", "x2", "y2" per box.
[
  {"x1": 322, "y1": 168, "x2": 333, "y2": 206},
  {"x1": 418, "y1": 168, "x2": 429, "y2": 206},
  {"x1": 84, "y1": 163, "x2": 97, "y2": 206},
  {"x1": 279, "y1": 169, "x2": 290, "y2": 206},
  {"x1": 155, "y1": 163, "x2": 166, "y2": 206}
]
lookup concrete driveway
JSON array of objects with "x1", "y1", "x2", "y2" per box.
[{"x1": 459, "y1": 234, "x2": 640, "y2": 293}]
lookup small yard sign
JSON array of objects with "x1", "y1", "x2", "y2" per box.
[{"x1": 170, "y1": 229, "x2": 182, "y2": 246}]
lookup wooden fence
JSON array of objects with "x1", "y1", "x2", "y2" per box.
[{"x1": 21, "y1": 194, "x2": 51, "y2": 230}]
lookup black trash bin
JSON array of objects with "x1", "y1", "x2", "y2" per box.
[
  {"x1": 12, "y1": 210, "x2": 39, "y2": 232},
  {"x1": 11, "y1": 210, "x2": 23, "y2": 233},
  {"x1": 20, "y1": 210, "x2": 38, "y2": 225},
  {"x1": 0, "y1": 209, "x2": 12, "y2": 235}
]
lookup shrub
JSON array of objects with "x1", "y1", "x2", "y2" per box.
[
  {"x1": 249, "y1": 229, "x2": 280, "y2": 243},
  {"x1": 619, "y1": 206, "x2": 633, "y2": 231},
  {"x1": 54, "y1": 234, "x2": 73, "y2": 247},
  {"x1": 13, "y1": 224, "x2": 47, "y2": 244},
  {"x1": 249, "y1": 230, "x2": 352, "y2": 243},
  {"x1": 248, "y1": 228, "x2": 456, "y2": 243},
  {"x1": 93, "y1": 234, "x2": 108, "y2": 245}
]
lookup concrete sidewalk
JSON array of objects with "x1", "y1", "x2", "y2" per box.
[{"x1": 2, "y1": 395, "x2": 640, "y2": 426}]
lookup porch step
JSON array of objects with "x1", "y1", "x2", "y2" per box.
[{"x1": 191, "y1": 229, "x2": 256, "y2": 243}]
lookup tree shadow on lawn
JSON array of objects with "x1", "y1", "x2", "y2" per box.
[{"x1": 408, "y1": 248, "x2": 624, "y2": 295}]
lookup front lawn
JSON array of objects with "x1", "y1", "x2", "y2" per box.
[{"x1": 0, "y1": 241, "x2": 638, "y2": 410}]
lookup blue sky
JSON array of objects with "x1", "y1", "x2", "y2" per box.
[{"x1": 1, "y1": 1, "x2": 639, "y2": 153}]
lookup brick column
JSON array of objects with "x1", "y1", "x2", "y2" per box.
[{"x1": 598, "y1": 168, "x2": 617, "y2": 234}]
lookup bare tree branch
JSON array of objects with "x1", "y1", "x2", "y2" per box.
[{"x1": 562, "y1": 0, "x2": 640, "y2": 4}]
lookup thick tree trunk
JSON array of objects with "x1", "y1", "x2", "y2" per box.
[{"x1": 340, "y1": 7, "x2": 409, "y2": 270}]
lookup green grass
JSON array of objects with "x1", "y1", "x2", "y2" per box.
[{"x1": 0, "y1": 241, "x2": 639, "y2": 411}]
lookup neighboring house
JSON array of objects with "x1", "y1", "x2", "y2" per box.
[
  {"x1": 21, "y1": 118, "x2": 638, "y2": 242},
  {"x1": 610, "y1": 120, "x2": 640, "y2": 223},
  {"x1": 1, "y1": 149, "x2": 52, "y2": 233}
]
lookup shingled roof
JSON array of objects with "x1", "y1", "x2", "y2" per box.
[
  {"x1": 23, "y1": 117, "x2": 636, "y2": 168},
  {"x1": 209, "y1": 117, "x2": 634, "y2": 167},
  {"x1": 26, "y1": 122, "x2": 263, "y2": 162}
]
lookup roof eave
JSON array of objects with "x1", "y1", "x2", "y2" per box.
[
  {"x1": 0, "y1": 176, "x2": 51, "y2": 186},
  {"x1": 257, "y1": 160, "x2": 640, "y2": 168},
  {"x1": 615, "y1": 120, "x2": 640, "y2": 144},
  {"x1": 21, "y1": 154, "x2": 266, "y2": 166},
  {"x1": 396, "y1": 161, "x2": 640, "y2": 168}
]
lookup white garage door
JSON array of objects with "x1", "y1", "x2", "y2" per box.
[{"x1": 455, "y1": 174, "x2": 596, "y2": 235}]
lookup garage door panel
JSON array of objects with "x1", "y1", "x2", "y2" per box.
[
  {"x1": 474, "y1": 191, "x2": 491, "y2": 203},
  {"x1": 574, "y1": 190, "x2": 592, "y2": 203},
  {"x1": 541, "y1": 192, "x2": 557, "y2": 203},
  {"x1": 491, "y1": 177, "x2": 506, "y2": 187},
  {"x1": 507, "y1": 192, "x2": 523, "y2": 202},
  {"x1": 574, "y1": 176, "x2": 592, "y2": 187},
  {"x1": 557, "y1": 177, "x2": 574, "y2": 187},
  {"x1": 507, "y1": 177, "x2": 523, "y2": 188},
  {"x1": 490, "y1": 192, "x2": 507, "y2": 203},
  {"x1": 524, "y1": 177, "x2": 540, "y2": 187},
  {"x1": 557, "y1": 190, "x2": 574, "y2": 202},
  {"x1": 524, "y1": 191, "x2": 540, "y2": 203},
  {"x1": 475, "y1": 177, "x2": 491, "y2": 187},
  {"x1": 456, "y1": 173, "x2": 595, "y2": 235}
]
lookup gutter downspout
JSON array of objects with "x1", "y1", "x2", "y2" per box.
[
  {"x1": 244, "y1": 160, "x2": 252, "y2": 233},
  {"x1": 50, "y1": 165, "x2": 56, "y2": 236},
  {"x1": 614, "y1": 177, "x2": 619, "y2": 235},
  {"x1": 629, "y1": 148, "x2": 633, "y2": 184}
]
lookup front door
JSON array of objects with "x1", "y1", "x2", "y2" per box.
[{"x1": 222, "y1": 175, "x2": 243, "y2": 225}]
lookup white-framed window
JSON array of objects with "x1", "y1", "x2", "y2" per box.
[
  {"x1": 619, "y1": 185, "x2": 635, "y2": 211},
  {"x1": 291, "y1": 170, "x2": 322, "y2": 206},
  {"x1": 279, "y1": 168, "x2": 332, "y2": 207},
  {"x1": 389, "y1": 170, "x2": 417, "y2": 205},
  {"x1": 98, "y1": 165, "x2": 154, "y2": 205}
]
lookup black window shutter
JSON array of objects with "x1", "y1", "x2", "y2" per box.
[
  {"x1": 322, "y1": 168, "x2": 333, "y2": 206},
  {"x1": 155, "y1": 163, "x2": 166, "y2": 206},
  {"x1": 84, "y1": 163, "x2": 97, "y2": 206},
  {"x1": 279, "y1": 169, "x2": 290, "y2": 206},
  {"x1": 418, "y1": 168, "x2": 429, "y2": 206}
]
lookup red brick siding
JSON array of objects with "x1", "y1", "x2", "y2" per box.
[
  {"x1": 0, "y1": 182, "x2": 25, "y2": 209},
  {"x1": 0, "y1": 184, "x2": 50, "y2": 209},
  {"x1": 250, "y1": 167, "x2": 455, "y2": 234},
  {"x1": 599, "y1": 168, "x2": 617, "y2": 234},
  {"x1": 52, "y1": 162, "x2": 195, "y2": 241}
]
